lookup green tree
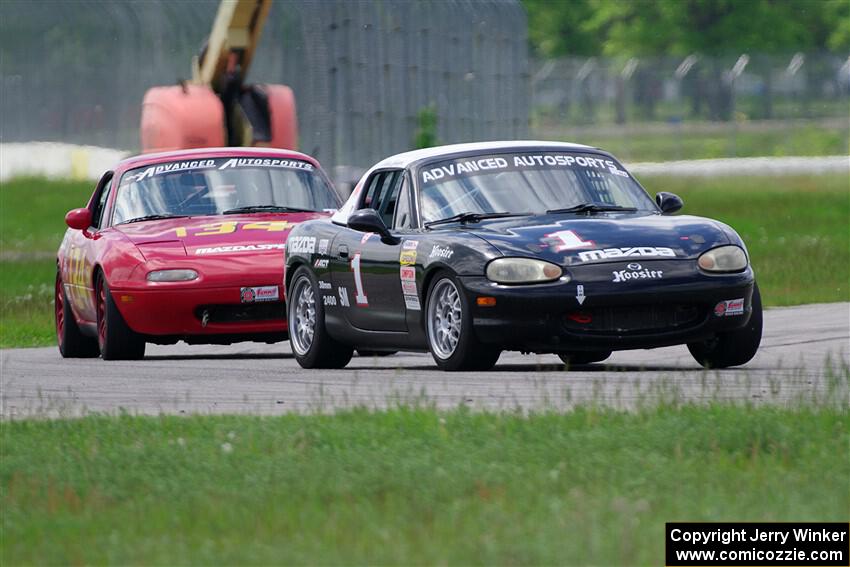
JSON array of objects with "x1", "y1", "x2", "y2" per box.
[
  {"x1": 524, "y1": 0, "x2": 849, "y2": 57},
  {"x1": 524, "y1": 0, "x2": 601, "y2": 56}
]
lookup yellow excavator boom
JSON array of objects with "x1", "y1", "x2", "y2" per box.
[{"x1": 192, "y1": 0, "x2": 273, "y2": 89}]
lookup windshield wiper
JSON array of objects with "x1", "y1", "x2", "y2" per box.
[
  {"x1": 424, "y1": 211, "x2": 530, "y2": 228},
  {"x1": 223, "y1": 205, "x2": 315, "y2": 214},
  {"x1": 118, "y1": 214, "x2": 189, "y2": 225},
  {"x1": 547, "y1": 203, "x2": 637, "y2": 214}
]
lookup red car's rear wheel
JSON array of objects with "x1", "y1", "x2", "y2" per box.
[
  {"x1": 55, "y1": 271, "x2": 98, "y2": 358},
  {"x1": 95, "y1": 272, "x2": 146, "y2": 360}
]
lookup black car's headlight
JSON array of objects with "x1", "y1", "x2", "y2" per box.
[
  {"x1": 486, "y1": 258, "x2": 564, "y2": 284},
  {"x1": 697, "y1": 246, "x2": 748, "y2": 272},
  {"x1": 146, "y1": 269, "x2": 199, "y2": 282}
]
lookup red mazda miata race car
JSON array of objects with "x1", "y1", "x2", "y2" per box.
[{"x1": 55, "y1": 147, "x2": 342, "y2": 360}]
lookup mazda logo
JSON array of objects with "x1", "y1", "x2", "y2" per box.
[{"x1": 627, "y1": 263, "x2": 642, "y2": 270}]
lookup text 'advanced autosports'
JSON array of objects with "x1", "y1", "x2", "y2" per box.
[
  {"x1": 284, "y1": 141, "x2": 762, "y2": 371},
  {"x1": 56, "y1": 147, "x2": 342, "y2": 360}
]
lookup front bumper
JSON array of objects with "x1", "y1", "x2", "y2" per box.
[
  {"x1": 109, "y1": 284, "x2": 287, "y2": 338},
  {"x1": 458, "y1": 260, "x2": 755, "y2": 353}
]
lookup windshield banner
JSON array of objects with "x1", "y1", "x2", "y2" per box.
[
  {"x1": 420, "y1": 153, "x2": 629, "y2": 185},
  {"x1": 126, "y1": 157, "x2": 314, "y2": 184}
]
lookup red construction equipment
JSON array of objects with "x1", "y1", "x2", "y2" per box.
[{"x1": 140, "y1": 0, "x2": 297, "y2": 152}]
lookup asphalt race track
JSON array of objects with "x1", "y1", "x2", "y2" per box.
[{"x1": 2, "y1": 303, "x2": 847, "y2": 419}]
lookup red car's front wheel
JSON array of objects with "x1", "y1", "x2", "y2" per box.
[
  {"x1": 55, "y1": 271, "x2": 99, "y2": 358},
  {"x1": 95, "y1": 272, "x2": 146, "y2": 360}
]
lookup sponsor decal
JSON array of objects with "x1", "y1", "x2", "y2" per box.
[
  {"x1": 218, "y1": 158, "x2": 313, "y2": 171},
  {"x1": 578, "y1": 246, "x2": 676, "y2": 262},
  {"x1": 129, "y1": 160, "x2": 217, "y2": 182},
  {"x1": 402, "y1": 239, "x2": 419, "y2": 250},
  {"x1": 607, "y1": 164, "x2": 629, "y2": 177},
  {"x1": 317, "y1": 239, "x2": 329, "y2": 255},
  {"x1": 429, "y1": 245, "x2": 454, "y2": 259},
  {"x1": 126, "y1": 158, "x2": 312, "y2": 183},
  {"x1": 422, "y1": 157, "x2": 509, "y2": 184},
  {"x1": 195, "y1": 243, "x2": 285, "y2": 255},
  {"x1": 727, "y1": 298, "x2": 745, "y2": 315},
  {"x1": 240, "y1": 285, "x2": 279, "y2": 303},
  {"x1": 400, "y1": 266, "x2": 416, "y2": 281},
  {"x1": 323, "y1": 295, "x2": 337, "y2": 306},
  {"x1": 420, "y1": 153, "x2": 630, "y2": 185},
  {"x1": 714, "y1": 298, "x2": 745, "y2": 317},
  {"x1": 546, "y1": 230, "x2": 595, "y2": 252},
  {"x1": 612, "y1": 266, "x2": 663, "y2": 283},
  {"x1": 404, "y1": 294, "x2": 421, "y2": 311},
  {"x1": 399, "y1": 250, "x2": 418, "y2": 265},
  {"x1": 338, "y1": 287, "x2": 350, "y2": 307},
  {"x1": 314, "y1": 258, "x2": 329, "y2": 269},
  {"x1": 402, "y1": 280, "x2": 418, "y2": 295},
  {"x1": 318, "y1": 280, "x2": 332, "y2": 290},
  {"x1": 287, "y1": 236, "x2": 316, "y2": 254},
  {"x1": 576, "y1": 284, "x2": 586, "y2": 305}
]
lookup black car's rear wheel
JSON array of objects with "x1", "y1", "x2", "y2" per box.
[
  {"x1": 425, "y1": 273, "x2": 500, "y2": 371},
  {"x1": 96, "y1": 272, "x2": 146, "y2": 360},
  {"x1": 688, "y1": 282, "x2": 763, "y2": 369},
  {"x1": 288, "y1": 266, "x2": 353, "y2": 369},
  {"x1": 558, "y1": 351, "x2": 611, "y2": 366},
  {"x1": 55, "y1": 271, "x2": 99, "y2": 358}
]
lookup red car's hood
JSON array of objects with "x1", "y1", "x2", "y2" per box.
[{"x1": 113, "y1": 212, "x2": 328, "y2": 258}]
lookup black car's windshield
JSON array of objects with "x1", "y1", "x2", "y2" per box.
[
  {"x1": 113, "y1": 157, "x2": 340, "y2": 225},
  {"x1": 417, "y1": 152, "x2": 655, "y2": 224}
]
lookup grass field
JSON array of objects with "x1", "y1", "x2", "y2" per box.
[
  {"x1": 636, "y1": 173, "x2": 850, "y2": 306},
  {"x1": 2, "y1": 404, "x2": 848, "y2": 565},
  {"x1": 533, "y1": 121, "x2": 850, "y2": 162},
  {"x1": 1, "y1": 173, "x2": 848, "y2": 348}
]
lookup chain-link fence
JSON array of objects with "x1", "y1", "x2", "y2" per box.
[
  {"x1": 531, "y1": 53, "x2": 850, "y2": 161},
  {"x1": 1, "y1": 0, "x2": 848, "y2": 172},
  {"x1": 0, "y1": 0, "x2": 529, "y2": 177}
]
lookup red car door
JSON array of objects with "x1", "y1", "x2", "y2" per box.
[{"x1": 62, "y1": 172, "x2": 114, "y2": 324}]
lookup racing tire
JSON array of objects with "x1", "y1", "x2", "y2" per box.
[
  {"x1": 55, "y1": 271, "x2": 99, "y2": 358},
  {"x1": 288, "y1": 266, "x2": 353, "y2": 369},
  {"x1": 558, "y1": 351, "x2": 611, "y2": 366},
  {"x1": 96, "y1": 272, "x2": 146, "y2": 360},
  {"x1": 687, "y1": 282, "x2": 763, "y2": 369},
  {"x1": 425, "y1": 272, "x2": 501, "y2": 371}
]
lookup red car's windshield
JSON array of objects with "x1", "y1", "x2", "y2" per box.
[{"x1": 113, "y1": 157, "x2": 340, "y2": 224}]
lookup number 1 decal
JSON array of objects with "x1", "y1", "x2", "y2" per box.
[{"x1": 351, "y1": 253, "x2": 368, "y2": 306}]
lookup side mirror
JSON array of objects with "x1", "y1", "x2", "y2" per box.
[
  {"x1": 65, "y1": 208, "x2": 92, "y2": 231},
  {"x1": 347, "y1": 208, "x2": 398, "y2": 244},
  {"x1": 656, "y1": 192, "x2": 683, "y2": 215}
]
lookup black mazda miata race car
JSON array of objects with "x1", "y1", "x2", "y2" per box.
[{"x1": 283, "y1": 141, "x2": 762, "y2": 371}]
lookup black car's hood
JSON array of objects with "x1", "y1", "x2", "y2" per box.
[{"x1": 457, "y1": 212, "x2": 731, "y2": 265}]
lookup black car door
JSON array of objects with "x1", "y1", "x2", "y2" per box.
[{"x1": 330, "y1": 169, "x2": 410, "y2": 332}]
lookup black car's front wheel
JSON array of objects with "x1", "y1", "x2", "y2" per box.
[
  {"x1": 425, "y1": 273, "x2": 500, "y2": 371},
  {"x1": 288, "y1": 266, "x2": 353, "y2": 369},
  {"x1": 688, "y1": 282, "x2": 763, "y2": 369}
]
